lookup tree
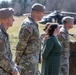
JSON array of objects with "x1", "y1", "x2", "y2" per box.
[
  {"x1": 18, "y1": 0, "x2": 30, "y2": 14},
  {"x1": 0, "y1": 1, "x2": 11, "y2": 8},
  {"x1": 11, "y1": 0, "x2": 16, "y2": 7},
  {"x1": 11, "y1": 0, "x2": 29, "y2": 15}
]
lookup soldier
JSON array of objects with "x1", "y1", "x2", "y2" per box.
[
  {"x1": 39, "y1": 22, "x2": 52, "y2": 63},
  {"x1": 40, "y1": 22, "x2": 50, "y2": 41},
  {"x1": 0, "y1": 8, "x2": 19, "y2": 75},
  {"x1": 15, "y1": 3, "x2": 45, "y2": 75},
  {"x1": 58, "y1": 16, "x2": 74, "y2": 75}
]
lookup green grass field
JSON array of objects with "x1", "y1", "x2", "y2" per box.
[
  {"x1": 7, "y1": 16, "x2": 76, "y2": 54},
  {"x1": 7, "y1": 16, "x2": 76, "y2": 74},
  {"x1": 7, "y1": 16, "x2": 26, "y2": 60}
]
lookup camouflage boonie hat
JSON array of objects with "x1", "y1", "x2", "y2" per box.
[
  {"x1": 31, "y1": 3, "x2": 45, "y2": 12},
  {"x1": 62, "y1": 16, "x2": 74, "y2": 24},
  {"x1": 0, "y1": 7, "x2": 14, "y2": 19}
]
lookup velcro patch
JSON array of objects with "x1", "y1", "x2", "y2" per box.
[
  {"x1": 61, "y1": 34, "x2": 65, "y2": 39},
  {"x1": 26, "y1": 27, "x2": 32, "y2": 33}
]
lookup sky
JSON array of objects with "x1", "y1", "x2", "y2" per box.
[{"x1": 0, "y1": 0, "x2": 12, "y2": 2}]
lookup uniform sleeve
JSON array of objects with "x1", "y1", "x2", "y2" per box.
[
  {"x1": 58, "y1": 32, "x2": 66, "y2": 41},
  {"x1": 15, "y1": 25, "x2": 33, "y2": 64},
  {"x1": 0, "y1": 38, "x2": 15, "y2": 73},
  {"x1": 58, "y1": 32, "x2": 67, "y2": 48},
  {"x1": 42, "y1": 38, "x2": 54, "y2": 60}
]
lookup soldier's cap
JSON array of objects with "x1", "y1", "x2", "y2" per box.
[
  {"x1": 0, "y1": 7, "x2": 14, "y2": 19},
  {"x1": 43, "y1": 22, "x2": 50, "y2": 31},
  {"x1": 31, "y1": 3, "x2": 45, "y2": 12},
  {"x1": 62, "y1": 16, "x2": 74, "y2": 24}
]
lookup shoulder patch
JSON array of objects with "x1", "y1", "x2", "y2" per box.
[
  {"x1": 26, "y1": 26, "x2": 33, "y2": 33},
  {"x1": 61, "y1": 33, "x2": 66, "y2": 39},
  {"x1": 0, "y1": 39, "x2": 3, "y2": 43}
]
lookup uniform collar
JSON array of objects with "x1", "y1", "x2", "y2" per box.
[
  {"x1": 0, "y1": 24, "x2": 8, "y2": 38},
  {"x1": 28, "y1": 16, "x2": 38, "y2": 28},
  {"x1": 0, "y1": 24, "x2": 6, "y2": 33}
]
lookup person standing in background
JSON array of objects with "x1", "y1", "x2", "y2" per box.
[
  {"x1": 15, "y1": 3, "x2": 45, "y2": 75},
  {"x1": 39, "y1": 22, "x2": 50, "y2": 63},
  {"x1": 58, "y1": 16, "x2": 74, "y2": 75},
  {"x1": 40, "y1": 22, "x2": 50, "y2": 41}
]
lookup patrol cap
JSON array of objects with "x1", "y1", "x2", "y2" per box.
[
  {"x1": 0, "y1": 7, "x2": 14, "y2": 19},
  {"x1": 62, "y1": 16, "x2": 74, "y2": 24},
  {"x1": 43, "y1": 22, "x2": 50, "y2": 31},
  {"x1": 31, "y1": 3, "x2": 45, "y2": 12}
]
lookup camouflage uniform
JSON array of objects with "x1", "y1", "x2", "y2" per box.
[
  {"x1": 15, "y1": 16, "x2": 41, "y2": 75},
  {"x1": 38, "y1": 32, "x2": 46, "y2": 63},
  {"x1": 58, "y1": 26, "x2": 70, "y2": 75},
  {"x1": 0, "y1": 25, "x2": 15, "y2": 75},
  {"x1": 40, "y1": 32, "x2": 46, "y2": 41}
]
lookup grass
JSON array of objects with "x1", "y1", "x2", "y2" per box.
[{"x1": 7, "y1": 16, "x2": 76, "y2": 74}]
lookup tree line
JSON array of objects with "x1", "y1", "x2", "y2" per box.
[{"x1": 0, "y1": 0, "x2": 76, "y2": 16}]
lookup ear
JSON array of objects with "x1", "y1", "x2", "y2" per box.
[{"x1": 4, "y1": 18, "x2": 8, "y2": 22}]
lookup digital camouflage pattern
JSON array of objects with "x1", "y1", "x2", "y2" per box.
[
  {"x1": 0, "y1": 25, "x2": 15, "y2": 75},
  {"x1": 15, "y1": 16, "x2": 41, "y2": 75},
  {"x1": 58, "y1": 26, "x2": 70, "y2": 75}
]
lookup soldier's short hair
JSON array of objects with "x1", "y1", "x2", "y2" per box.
[
  {"x1": 62, "y1": 16, "x2": 74, "y2": 24},
  {"x1": 0, "y1": 7, "x2": 14, "y2": 19},
  {"x1": 31, "y1": 3, "x2": 45, "y2": 12}
]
